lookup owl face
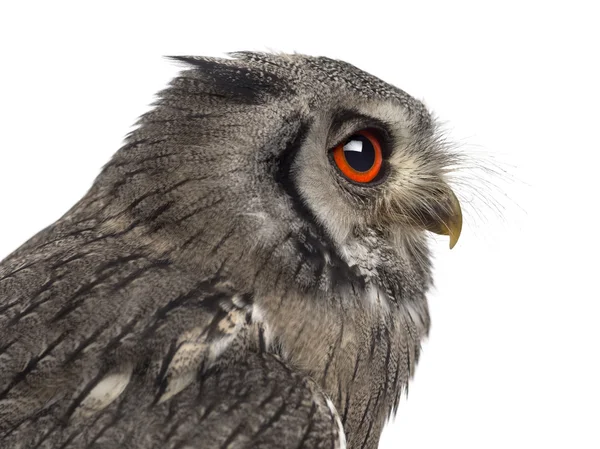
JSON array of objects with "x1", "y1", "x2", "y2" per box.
[
  {"x1": 290, "y1": 94, "x2": 462, "y2": 251},
  {"x1": 104, "y1": 52, "x2": 460, "y2": 297}
]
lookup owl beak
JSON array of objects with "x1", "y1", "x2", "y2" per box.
[{"x1": 418, "y1": 187, "x2": 463, "y2": 249}]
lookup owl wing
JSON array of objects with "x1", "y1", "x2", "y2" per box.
[
  {"x1": 0, "y1": 220, "x2": 343, "y2": 448},
  {"x1": 2, "y1": 352, "x2": 343, "y2": 448}
]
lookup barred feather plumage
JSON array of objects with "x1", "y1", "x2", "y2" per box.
[{"x1": 0, "y1": 52, "x2": 462, "y2": 448}]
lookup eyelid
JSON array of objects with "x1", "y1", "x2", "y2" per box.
[{"x1": 332, "y1": 125, "x2": 392, "y2": 158}]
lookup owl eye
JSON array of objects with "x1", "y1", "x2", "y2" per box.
[{"x1": 332, "y1": 130, "x2": 383, "y2": 184}]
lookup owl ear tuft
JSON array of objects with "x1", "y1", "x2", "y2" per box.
[{"x1": 167, "y1": 55, "x2": 291, "y2": 103}]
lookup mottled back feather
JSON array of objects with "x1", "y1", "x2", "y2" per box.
[{"x1": 0, "y1": 52, "x2": 461, "y2": 449}]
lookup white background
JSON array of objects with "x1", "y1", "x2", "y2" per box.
[{"x1": 0, "y1": 1, "x2": 598, "y2": 448}]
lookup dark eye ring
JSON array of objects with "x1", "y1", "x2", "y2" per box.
[{"x1": 331, "y1": 130, "x2": 383, "y2": 183}]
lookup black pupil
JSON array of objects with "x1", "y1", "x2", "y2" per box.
[{"x1": 343, "y1": 135, "x2": 375, "y2": 172}]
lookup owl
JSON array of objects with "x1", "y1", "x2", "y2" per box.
[{"x1": 0, "y1": 53, "x2": 462, "y2": 449}]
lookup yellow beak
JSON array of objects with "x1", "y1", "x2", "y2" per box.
[{"x1": 418, "y1": 187, "x2": 463, "y2": 249}]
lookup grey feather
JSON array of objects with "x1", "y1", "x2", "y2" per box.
[{"x1": 0, "y1": 52, "x2": 461, "y2": 448}]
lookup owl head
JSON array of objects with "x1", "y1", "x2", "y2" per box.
[{"x1": 98, "y1": 52, "x2": 461, "y2": 298}]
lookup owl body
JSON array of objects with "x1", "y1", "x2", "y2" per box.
[{"x1": 0, "y1": 53, "x2": 460, "y2": 448}]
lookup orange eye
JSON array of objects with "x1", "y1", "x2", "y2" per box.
[{"x1": 332, "y1": 130, "x2": 383, "y2": 184}]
